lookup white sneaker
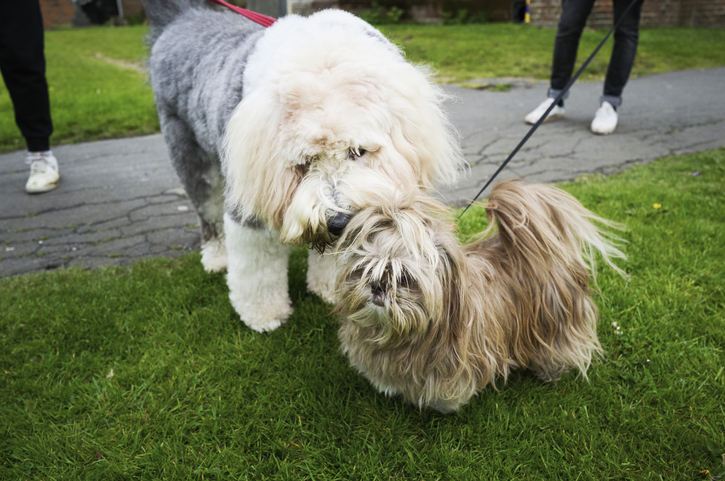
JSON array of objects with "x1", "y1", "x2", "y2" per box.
[
  {"x1": 591, "y1": 101, "x2": 618, "y2": 135},
  {"x1": 525, "y1": 98, "x2": 565, "y2": 125},
  {"x1": 25, "y1": 152, "x2": 60, "y2": 194}
]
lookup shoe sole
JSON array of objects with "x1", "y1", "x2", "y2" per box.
[
  {"x1": 26, "y1": 178, "x2": 60, "y2": 194},
  {"x1": 591, "y1": 126, "x2": 616, "y2": 135},
  {"x1": 525, "y1": 113, "x2": 565, "y2": 125}
]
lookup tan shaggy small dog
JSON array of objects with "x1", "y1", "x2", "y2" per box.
[{"x1": 334, "y1": 179, "x2": 627, "y2": 413}]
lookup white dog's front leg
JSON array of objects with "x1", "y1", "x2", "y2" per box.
[
  {"x1": 224, "y1": 213, "x2": 292, "y2": 332},
  {"x1": 307, "y1": 249, "x2": 338, "y2": 304}
]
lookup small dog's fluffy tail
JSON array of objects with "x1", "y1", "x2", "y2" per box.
[
  {"x1": 482, "y1": 179, "x2": 627, "y2": 380},
  {"x1": 484, "y1": 179, "x2": 627, "y2": 284},
  {"x1": 142, "y1": 0, "x2": 208, "y2": 45}
]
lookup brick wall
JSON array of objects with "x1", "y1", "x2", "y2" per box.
[
  {"x1": 120, "y1": 0, "x2": 145, "y2": 18},
  {"x1": 530, "y1": 0, "x2": 725, "y2": 29},
  {"x1": 39, "y1": 0, "x2": 145, "y2": 28},
  {"x1": 528, "y1": 0, "x2": 614, "y2": 27},
  {"x1": 639, "y1": 0, "x2": 681, "y2": 28},
  {"x1": 40, "y1": 0, "x2": 76, "y2": 28},
  {"x1": 588, "y1": 0, "x2": 613, "y2": 27},
  {"x1": 681, "y1": 0, "x2": 725, "y2": 27},
  {"x1": 39, "y1": 0, "x2": 725, "y2": 26}
]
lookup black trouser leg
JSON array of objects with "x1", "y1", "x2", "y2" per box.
[
  {"x1": 602, "y1": 0, "x2": 644, "y2": 106},
  {"x1": 0, "y1": 0, "x2": 52, "y2": 152},
  {"x1": 549, "y1": 0, "x2": 596, "y2": 99}
]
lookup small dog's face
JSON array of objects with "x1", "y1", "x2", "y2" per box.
[{"x1": 335, "y1": 195, "x2": 459, "y2": 342}]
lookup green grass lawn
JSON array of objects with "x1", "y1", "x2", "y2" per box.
[
  {"x1": 1, "y1": 148, "x2": 724, "y2": 480},
  {"x1": 380, "y1": 24, "x2": 725, "y2": 82},
  {"x1": 1, "y1": 24, "x2": 725, "y2": 153},
  {"x1": 0, "y1": 26, "x2": 157, "y2": 154}
]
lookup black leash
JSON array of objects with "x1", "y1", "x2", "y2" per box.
[{"x1": 457, "y1": 0, "x2": 641, "y2": 220}]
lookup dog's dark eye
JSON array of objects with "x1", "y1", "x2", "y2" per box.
[{"x1": 349, "y1": 148, "x2": 367, "y2": 161}]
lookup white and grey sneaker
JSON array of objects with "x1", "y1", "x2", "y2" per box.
[
  {"x1": 591, "y1": 101, "x2": 618, "y2": 135},
  {"x1": 524, "y1": 98, "x2": 565, "y2": 125},
  {"x1": 25, "y1": 151, "x2": 60, "y2": 194}
]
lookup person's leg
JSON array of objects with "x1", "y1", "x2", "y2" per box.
[
  {"x1": 0, "y1": 0, "x2": 59, "y2": 192},
  {"x1": 550, "y1": 0, "x2": 597, "y2": 99},
  {"x1": 601, "y1": 0, "x2": 644, "y2": 107},
  {"x1": 526, "y1": 0, "x2": 596, "y2": 125},
  {"x1": 591, "y1": 0, "x2": 643, "y2": 135},
  {"x1": 0, "y1": 0, "x2": 53, "y2": 151}
]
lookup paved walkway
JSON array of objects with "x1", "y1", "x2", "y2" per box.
[{"x1": 1, "y1": 67, "x2": 724, "y2": 277}]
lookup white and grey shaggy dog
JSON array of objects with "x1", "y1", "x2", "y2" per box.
[
  {"x1": 334, "y1": 178, "x2": 627, "y2": 412},
  {"x1": 144, "y1": 1, "x2": 465, "y2": 332}
]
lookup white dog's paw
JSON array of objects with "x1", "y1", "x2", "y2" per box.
[
  {"x1": 201, "y1": 237, "x2": 228, "y2": 272},
  {"x1": 230, "y1": 294, "x2": 293, "y2": 333},
  {"x1": 306, "y1": 250, "x2": 338, "y2": 304}
]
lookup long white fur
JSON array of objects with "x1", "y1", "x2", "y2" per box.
[
  {"x1": 148, "y1": 4, "x2": 465, "y2": 333},
  {"x1": 223, "y1": 10, "x2": 465, "y2": 242},
  {"x1": 221, "y1": 12, "x2": 464, "y2": 331},
  {"x1": 306, "y1": 249, "x2": 338, "y2": 304},
  {"x1": 224, "y1": 213, "x2": 292, "y2": 332}
]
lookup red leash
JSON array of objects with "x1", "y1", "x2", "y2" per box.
[{"x1": 206, "y1": 0, "x2": 278, "y2": 27}]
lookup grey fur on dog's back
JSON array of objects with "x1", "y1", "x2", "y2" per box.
[
  {"x1": 145, "y1": 0, "x2": 199, "y2": 45},
  {"x1": 146, "y1": 0, "x2": 265, "y2": 242},
  {"x1": 149, "y1": 6, "x2": 264, "y2": 154}
]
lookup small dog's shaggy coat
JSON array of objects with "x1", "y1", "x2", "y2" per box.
[
  {"x1": 144, "y1": 1, "x2": 464, "y2": 332},
  {"x1": 334, "y1": 179, "x2": 626, "y2": 412}
]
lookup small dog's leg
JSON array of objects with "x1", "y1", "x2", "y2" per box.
[
  {"x1": 224, "y1": 213, "x2": 293, "y2": 332},
  {"x1": 533, "y1": 367, "x2": 567, "y2": 383},
  {"x1": 306, "y1": 249, "x2": 338, "y2": 304}
]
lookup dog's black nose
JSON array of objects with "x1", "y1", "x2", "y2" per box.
[
  {"x1": 327, "y1": 212, "x2": 353, "y2": 237},
  {"x1": 370, "y1": 281, "x2": 386, "y2": 307}
]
